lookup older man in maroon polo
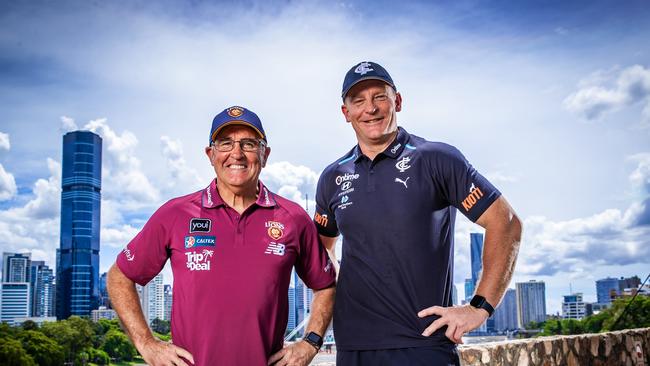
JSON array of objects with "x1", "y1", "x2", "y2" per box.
[{"x1": 108, "y1": 106, "x2": 335, "y2": 366}]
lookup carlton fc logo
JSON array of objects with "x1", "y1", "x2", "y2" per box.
[
  {"x1": 355, "y1": 62, "x2": 374, "y2": 75},
  {"x1": 395, "y1": 156, "x2": 412, "y2": 173}
]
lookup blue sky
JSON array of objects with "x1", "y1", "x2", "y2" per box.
[{"x1": 1, "y1": 0, "x2": 649, "y2": 314}]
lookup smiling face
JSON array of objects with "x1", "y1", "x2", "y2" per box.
[
  {"x1": 342, "y1": 79, "x2": 402, "y2": 148},
  {"x1": 205, "y1": 124, "x2": 270, "y2": 196}
]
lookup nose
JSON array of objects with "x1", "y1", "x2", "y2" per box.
[{"x1": 365, "y1": 101, "x2": 378, "y2": 114}]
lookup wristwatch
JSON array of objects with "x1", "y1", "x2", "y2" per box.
[
  {"x1": 303, "y1": 332, "x2": 323, "y2": 350},
  {"x1": 470, "y1": 295, "x2": 495, "y2": 317}
]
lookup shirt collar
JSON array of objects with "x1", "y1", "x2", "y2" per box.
[
  {"x1": 201, "y1": 179, "x2": 276, "y2": 208},
  {"x1": 353, "y1": 127, "x2": 410, "y2": 163}
]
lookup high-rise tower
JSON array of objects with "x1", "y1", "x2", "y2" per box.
[{"x1": 56, "y1": 130, "x2": 102, "y2": 319}]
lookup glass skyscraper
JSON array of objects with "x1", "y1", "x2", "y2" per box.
[
  {"x1": 516, "y1": 280, "x2": 547, "y2": 328},
  {"x1": 1, "y1": 252, "x2": 32, "y2": 325},
  {"x1": 56, "y1": 131, "x2": 102, "y2": 319},
  {"x1": 470, "y1": 233, "x2": 484, "y2": 289},
  {"x1": 30, "y1": 261, "x2": 55, "y2": 317},
  {"x1": 596, "y1": 277, "x2": 619, "y2": 304}
]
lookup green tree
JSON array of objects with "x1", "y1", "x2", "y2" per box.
[
  {"x1": 583, "y1": 310, "x2": 608, "y2": 333},
  {"x1": 20, "y1": 320, "x2": 38, "y2": 331},
  {"x1": 41, "y1": 316, "x2": 94, "y2": 362},
  {"x1": 101, "y1": 329, "x2": 136, "y2": 361},
  {"x1": 0, "y1": 337, "x2": 36, "y2": 366},
  {"x1": 151, "y1": 318, "x2": 170, "y2": 334},
  {"x1": 603, "y1": 296, "x2": 650, "y2": 331},
  {"x1": 19, "y1": 330, "x2": 65, "y2": 366},
  {"x1": 560, "y1": 319, "x2": 584, "y2": 335},
  {"x1": 88, "y1": 347, "x2": 111, "y2": 365}
]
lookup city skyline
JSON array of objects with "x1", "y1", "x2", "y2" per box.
[{"x1": 0, "y1": 0, "x2": 649, "y2": 314}]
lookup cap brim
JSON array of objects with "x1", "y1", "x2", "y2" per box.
[
  {"x1": 211, "y1": 121, "x2": 266, "y2": 142},
  {"x1": 342, "y1": 76, "x2": 396, "y2": 99}
]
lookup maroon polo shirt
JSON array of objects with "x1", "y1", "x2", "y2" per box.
[{"x1": 117, "y1": 180, "x2": 335, "y2": 365}]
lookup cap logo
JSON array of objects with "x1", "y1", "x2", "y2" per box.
[
  {"x1": 227, "y1": 107, "x2": 244, "y2": 118},
  {"x1": 355, "y1": 62, "x2": 374, "y2": 75}
]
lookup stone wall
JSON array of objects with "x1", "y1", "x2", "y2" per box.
[{"x1": 458, "y1": 327, "x2": 650, "y2": 366}]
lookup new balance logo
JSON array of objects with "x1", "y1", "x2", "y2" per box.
[{"x1": 265, "y1": 242, "x2": 285, "y2": 256}]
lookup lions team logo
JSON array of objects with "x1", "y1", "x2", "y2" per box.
[
  {"x1": 265, "y1": 221, "x2": 285, "y2": 240},
  {"x1": 227, "y1": 106, "x2": 244, "y2": 117}
]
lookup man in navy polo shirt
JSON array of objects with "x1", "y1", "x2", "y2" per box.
[
  {"x1": 108, "y1": 106, "x2": 335, "y2": 366},
  {"x1": 314, "y1": 62, "x2": 522, "y2": 365}
]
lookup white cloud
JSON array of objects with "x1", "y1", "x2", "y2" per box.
[
  {"x1": 261, "y1": 161, "x2": 320, "y2": 210},
  {"x1": 83, "y1": 118, "x2": 160, "y2": 207},
  {"x1": 101, "y1": 225, "x2": 140, "y2": 249},
  {"x1": 0, "y1": 164, "x2": 17, "y2": 201},
  {"x1": 60, "y1": 116, "x2": 78, "y2": 132},
  {"x1": 564, "y1": 64, "x2": 650, "y2": 122},
  {"x1": 0, "y1": 132, "x2": 10, "y2": 151},
  {"x1": 514, "y1": 154, "x2": 650, "y2": 277},
  {"x1": 160, "y1": 136, "x2": 203, "y2": 195},
  {"x1": 0, "y1": 158, "x2": 61, "y2": 266},
  {"x1": 627, "y1": 153, "x2": 650, "y2": 191}
]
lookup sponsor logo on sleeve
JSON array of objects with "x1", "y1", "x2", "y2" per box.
[
  {"x1": 395, "y1": 156, "x2": 412, "y2": 173},
  {"x1": 184, "y1": 236, "x2": 216, "y2": 249},
  {"x1": 185, "y1": 249, "x2": 214, "y2": 271},
  {"x1": 190, "y1": 218, "x2": 211, "y2": 233},
  {"x1": 265, "y1": 242, "x2": 286, "y2": 256},
  {"x1": 314, "y1": 212, "x2": 329, "y2": 228},
  {"x1": 462, "y1": 183, "x2": 484, "y2": 212},
  {"x1": 122, "y1": 247, "x2": 135, "y2": 262}
]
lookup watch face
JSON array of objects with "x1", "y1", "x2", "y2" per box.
[
  {"x1": 470, "y1": 295, "x2": 485, "y2": 307},
  {"x1": 306, "y1": 332, "x2": 323, "y2": 345}
]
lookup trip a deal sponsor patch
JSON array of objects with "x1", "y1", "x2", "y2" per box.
[{"x1": 184, "y1": 235, "x2": 216, "y2": 249}]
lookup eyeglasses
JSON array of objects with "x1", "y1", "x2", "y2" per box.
[{"x1": 211, "y1": 138, "x2": 266, "y2": 152}]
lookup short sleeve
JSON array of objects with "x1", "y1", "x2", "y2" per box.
[
  {"x1": 431, "y1": 144, "x2": 501, "y2": 222},
  {"x1": 295, "y1": 214, "x2": 336, "y2": 290},
  {"x1": 314, "y1": 171, "x2": 339, "y2": 237},
  {"x1": 116, "y1": 204, "x2": 172, "y2": 286}
]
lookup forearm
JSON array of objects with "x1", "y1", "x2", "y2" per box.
[
  {"x1": 107, "y1": 264, "x2": 155, "y2": 351},
  {"x1": 304, "y1": 286, "x2": 336, "y2": 336},
  {"x1": 319, "y1": 235, "x2": 340, "y2": 281},
  {"x1": 475, "y1": 198, "x2": 522, "y2": 307}
]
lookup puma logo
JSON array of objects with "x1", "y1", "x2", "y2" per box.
[{"x1": 394, "y1": 177, "x2": 410, "y2": 188}]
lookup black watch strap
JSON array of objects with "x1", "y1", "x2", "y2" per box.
[
  {"x1": 470, "y1": 295, "x2": 495, "y2": 317},
  {"x1": 303, "y1": 332, "x2": 323, "y2": 350}
]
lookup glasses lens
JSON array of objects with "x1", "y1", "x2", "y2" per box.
[
  {"x1": 240, "y1": 139, "x2": 259, "y2": 151},
  {"x1": 215, "y1": 139, "x2": 234, "y2": 151}
]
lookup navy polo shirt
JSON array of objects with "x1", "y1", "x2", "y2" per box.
[{"x1": 314, "y1": 127, "x2": 501, "y2": 350}]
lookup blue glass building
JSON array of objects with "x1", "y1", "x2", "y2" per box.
[
  {"x1": 470, "y1": 233, "x2": 484, "y2": 289},
  {"x1": 31, "y1": 261, "x2": 55, "y2": 317},
  {"x1": 596, "y1": 277, "x2": 619, "y2": 304},
  {"x1": 56, "y1": 131, "x2": 102, "y2": 319}
]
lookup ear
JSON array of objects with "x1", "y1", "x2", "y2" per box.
[
  {"x1": 395, "y1": 92, "x2": 403, "y2": 112},
  {"x1": 341, "y1": 104, "x2": 351, "y2": 123},
  {"x1": 205, "y1": 146, "x2": 215, "y2": 166},
  {"x1": 261, "y1": 146, "x2": 271, "y2": 168}
]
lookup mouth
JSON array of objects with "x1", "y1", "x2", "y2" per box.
[
  {"x1": 226, "y1": 164, "x2": 247, "y2": 170},
  {"x1": 362, "y1": 117, "x2": 384, "y2": 124}
]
